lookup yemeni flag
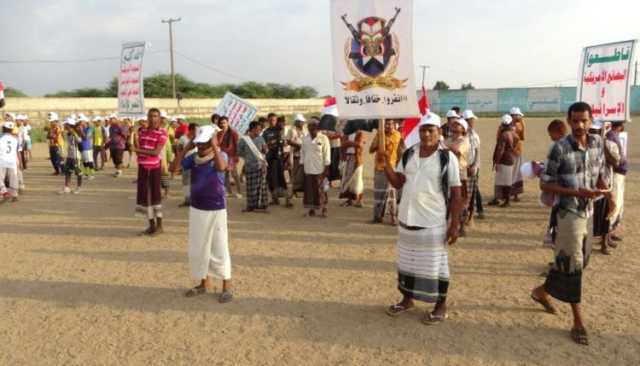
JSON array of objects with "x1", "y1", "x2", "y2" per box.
[
  {"x1": 0, "y1": 82, "x2": 5, "y2": 108},
  {"x1": 401, "y1": 87, "x2": 429, "y2": 148}
]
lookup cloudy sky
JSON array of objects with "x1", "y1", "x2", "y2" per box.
[{"x1": 0, "y1": 0, "x2": 638, "y2": 96}]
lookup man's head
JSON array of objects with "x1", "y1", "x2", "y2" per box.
[
  {"x1": 547, "y1": 119, "x2": 567, "y2": 142},
  {"x1": 294, "y1": 113, "x2": 306, "y2": 128},
  {"x1": 566, "y1": 102, "x2": 592, "y2": 139},
  {"x1": 188, "y1": 123, "x2": 198, "y2": 139},
  {"x1": 211, "y1": 113, "x2": 220, "y2": 125},
  {"x1": 276, "y1": 115, "x2": 286, "y2": 129},
  {"x1": 248, "y1": 121, "x2": 261, "y2": 138},
  {"x1": 462, "y1": 110, "x2": 477, "y2": 129},
  {"x1": 451, "y1": 119, "x2": 468, "y2": 137},
  {"x1": 147, "y1": 108, "x2": 161, "y2": 129},
  {"x1": 218, "y1": 116, "x2": 229, "y2": 130},
  {"x1": 308, "y1": 118, "x2": 320, "y2": 137},
  {"x1": 510, "y1": 107, "x2": 524, "y2": 122},
  {"x1": 445, "y1": 110, "x2": 459, "y2": 124},
  {"x1": 384, "y1": 119, "x2": 396, "y2": 134},
  {"x1": 417, "y1": 113, "x2": 442, "y2": 148},
  {"x1": 267, "y1": 113, "x2": 277, "y2": 127},
  {"x1": 611, "y1": 121, "x2": 625, "y2": 132},
  {"x1": 2, "y1": 122, "x2": 14, "y2": 134},
  {"x1": 193, "y1": 125, "x2": 219, "y2": 157}
]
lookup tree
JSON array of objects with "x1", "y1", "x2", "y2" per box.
[
  {"x1": 46, "y1": 73, "x2": 319, "y2": 99},
  {"x1": 433, "y1": 81, "x2": 450, "y2": 91},
  {"x1": 4, "y1": 87, "x2": 28, "y2": 97},
  {"x1": 461, "y1": 83, "x2": 475, "y2": 90}
]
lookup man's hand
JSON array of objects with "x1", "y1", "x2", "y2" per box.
[
  {"x1": 577, "y1": 188, "x2": 602, "y2": 199},
  {"x1": 447, "y1": 222, "x2": 460, "y2": 246}
]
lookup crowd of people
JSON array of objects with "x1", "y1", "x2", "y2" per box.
[{"x1": 0, "y1": 101, "x2": 630, "y2": 345}]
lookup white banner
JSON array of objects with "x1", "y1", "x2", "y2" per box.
[
  {"x1": 118, "y1": 42, "x2": 146, "y2": 116},
  {"x1": 215, "y1": 92, "x2": 258, "y2": 134},
  {"x1": 577, "y1": 40, "x2": 637, "y2": 121},
  {"x1": 330, "y1": 0, "x2": 418, "y2": 119}
]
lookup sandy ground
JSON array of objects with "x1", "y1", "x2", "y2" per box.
[{"x1": 1, "y1": 118, "x2": 639, "y2": 366}]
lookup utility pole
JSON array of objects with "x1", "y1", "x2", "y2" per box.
[
  {"x1": 161, "y1": 17, "x2": 181, "y2": 99},
  {"x1": 419, "y1": 65, "x2": 430, "y2": 89}
]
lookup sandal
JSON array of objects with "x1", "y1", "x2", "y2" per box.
[
  {"x1": 185, "y1": 286, "x2": 207, "y2": 298},
  {"x1": 530, "y1": 294, "x2": 558, "y2": 315},
  {"x1": 218, "y1": 290, "x2": 233, "y2": 303},
  {"x1": 422, "y1": 312, "x2": 448, "y2": 325},
  {"x1": 385, "y1": 303, "x2": 414, "y2": 317},
  {"x1": 570, "y1": 327, "x2": 589, "y2": 346}
]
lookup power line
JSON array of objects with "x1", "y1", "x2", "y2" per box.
[
  {"x1": 0, "y1": 50, "x2": 169, "y2": 65},
  {"x1": 174, "y1": 51, "x2": 247, "y2": 81}
]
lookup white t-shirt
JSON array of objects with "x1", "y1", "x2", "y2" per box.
[
  {"x1": 0, "y1": 133, "x2": 19, "y2": 169},
  {"x1": 396, "y1": 149, "x2": 461, "y2": 228}
]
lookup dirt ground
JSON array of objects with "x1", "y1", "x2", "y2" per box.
[{"x1": 1, "y1": 117, "x2": 639, "y2": 366}]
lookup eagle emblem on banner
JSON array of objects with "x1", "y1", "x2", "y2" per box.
[{"x1": 340, "y1": 7, "x2": 407, "y2": 92}]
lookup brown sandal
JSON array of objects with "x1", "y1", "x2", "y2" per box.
[{"x1": 185, "y1": 286, "x2": 207, "y2": 298}]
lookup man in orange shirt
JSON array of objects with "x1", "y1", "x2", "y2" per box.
[{"x1": 369, "y1": 119, "x2": 402, "y2": 225}]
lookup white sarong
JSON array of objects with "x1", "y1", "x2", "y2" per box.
[{"x1": 188, "y1": 207, "x2": 231, "y2": 280}]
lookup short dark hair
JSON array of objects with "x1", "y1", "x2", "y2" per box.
[
  {"x1": 277, "y1": 115, "x2": 286, "y2": 124},
  {"x1": 267, "y1": 113, "x2": 277, "y2": 119},
  {"x1": 567, "y1": 102, "x2": 592, "y2": 120},
  {"x1": 248, "y1": 121, "x2": 260, "y2": 131},
  {"x1": 452, "y1": 106, "x2": 461, "y2": 113},
  {"x1": 547, "y1": 119, "x2": 566, "y2": 134},
  {"x1": 147, "y1": 108, "x2": 160, "y2": 119},
  {"x1": 258, "y1": 117, "x2": 268, "y2": 124},
  {"x1": 188, "y1": 123, "x2": 198, "y2": 131},
  {"x1": 211, "y1": 113, "x2": 220, "y2": 124},
  {"x1": 219, "y1": 116, "x2": 229, "y2": 123},
  {"x1": 611, "y1": 121, "x2": 624, "y2": 129}
]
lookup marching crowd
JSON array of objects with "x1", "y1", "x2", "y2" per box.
[{"x1": 0, "y1": 101, "x2": 630, "y2": 345}]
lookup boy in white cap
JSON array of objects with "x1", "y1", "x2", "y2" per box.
[
  {"x1": 463, "y1": 110, "x2": 484, "y2": 220},
  {"x1": 59, "y1": 117, "x2": 83, "y2": 194},
  {"x1": 442, "y1": 110, "x2": 459, "y2": 139},
  {"x1": 0, "y1": 121, "x2": 20, "y2": 203},
  {"x1": 489, "y1": 115, "x2": 519, "y2": 207},
  {"x1": 381, "y1": 112, "x2": 463, "y2": 324},
  {"x1": 287, "y1": 113, "x2": 309, "y2": 199},
  {"x1": 180, "y1": 124, "x2": 233, "y2": 303},
  {"x1": 444, "y1": 118, "x2": 471, "y2": 235}
]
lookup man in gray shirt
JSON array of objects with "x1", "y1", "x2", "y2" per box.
[{"x1": 237, "y1": 121, "x2": 269, "y2": 212}]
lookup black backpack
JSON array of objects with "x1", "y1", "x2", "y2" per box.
[{"x1": 400, "y1": 146, "x2": 452, "y2": 209}]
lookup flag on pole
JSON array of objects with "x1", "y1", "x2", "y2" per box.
[
  {"x1": 401, "y1": 87, "x2": 429, "y2": 148},
  {"x1": 0, "y1": 82, "x2": 5, "y2": 109}
]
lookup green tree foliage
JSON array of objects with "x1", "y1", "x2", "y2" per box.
[
  {"x1": 461, "y1": 83, "x2": 475, "y2": 90},
  {"x1": 48, "y1": 74, "x2": 318, "y2": 99},
  {"x1": 433, "y1": 81, "x2": 450, "y2": 91},
  {"x1": 4, "y1": 87, "x2": 28, "y2": 97}
]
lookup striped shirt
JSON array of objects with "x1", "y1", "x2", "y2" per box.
[
  {"x1": 541, "y1": 134, "x2": 605, "y2": 217},
  {"x1": 137, "y1": 128, "x2": 168, "y2": 169}
]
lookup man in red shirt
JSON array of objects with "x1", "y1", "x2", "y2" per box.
[
  {"x1": 175, "y1": 114, "x2": 189, "y2": 140},
  {"x1": 134, "y1": 108, "x2": 169, "y2": 236}
]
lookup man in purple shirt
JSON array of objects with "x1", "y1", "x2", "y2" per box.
[
  {"x1": 180, "y1": 125, "x2": 233, "y2": 304},
  {"x1": 108, "y1": 115, "x2": 128, "y2": 177}
]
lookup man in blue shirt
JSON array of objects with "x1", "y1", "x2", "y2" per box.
[{"x1": 180, "y1": 125, "x2": 233, "y2": 303}]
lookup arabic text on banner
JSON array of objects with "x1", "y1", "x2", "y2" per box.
[
  {"x1": 118, "y1": 42, "x2": 146, "y2": 116},
  {"x1": 577, "y1": 40, "x2": 637, "y2": 121},
  {"x1": 330, "y1": 0, "x2": 418, "y2": 119},
  {"x1": 215, "y1": 92, "x2": 258, "y2": 134}
]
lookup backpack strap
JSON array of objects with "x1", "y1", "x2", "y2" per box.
[
  {"x1": 439, "y1": 148, "x2": 451, "y2": 218},
  {"x1": 401, "y1": 145, "x2": 416, "y2": 170}
]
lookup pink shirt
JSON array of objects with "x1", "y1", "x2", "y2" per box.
[{"x1": 137, "y1": 128, "x2": 168, "y2": 169}]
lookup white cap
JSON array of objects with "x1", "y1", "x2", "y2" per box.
[
  {"x1": 170, "y1": 116, "x2": 178, "y2": 123},
  {"x1": 108, "y1": 113, "x2": 118, "y2": 120},
  {"x1": 177, "y1": 114, "x2": 186, "y2": 120},
  {"x1": 294, "y1": 113, "x2": 306, "y2": 122},
  {"x1": 591, "y1": 119, "x2": 604, "y2": 130},
  {"x1": 160, "y1": 111, "x2": 169, "y2": 119},
  {"x1": 64, "y1": 117, "x2": 77, "y2": 126},
  {"x1": 77, "y1": 113, "x2": 89, "y2": 122},
  {"x1": 455, "y1": 119, "x2": 469, "y2": 132},
  {"x1": 5, "y1": 112, "x2": 16, "y2": 121},
  {"x1": 418, "y1": 112, "x2": 442, "y2": 128},
  {"x1": 193, "y1": 125, "x2": 221, "y2": 143},
  {"x1": 509, "y1": 107, "x2": 524, "y2": 116},
  {"x1": 48, "y1": 112, "x2": 60, "y2": 122},
  {"x1": 446, "y1": 110, "x2": 459, "y2": 119},
  {"x1": 462, "y1": 110, "x2": 476, "y2": 120},
  {"x1": 16, "y1": 114, "x2": 28, "y2": 121},
  {"x1": 3, "y1": 121, "x2": 15, "y2": 129},
  {"x1": 501, "y1": 114, "x2": 513, "y2": 125},
  {"x1": 93, "y1": 116, "x2": 104, "y2": 122}
]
